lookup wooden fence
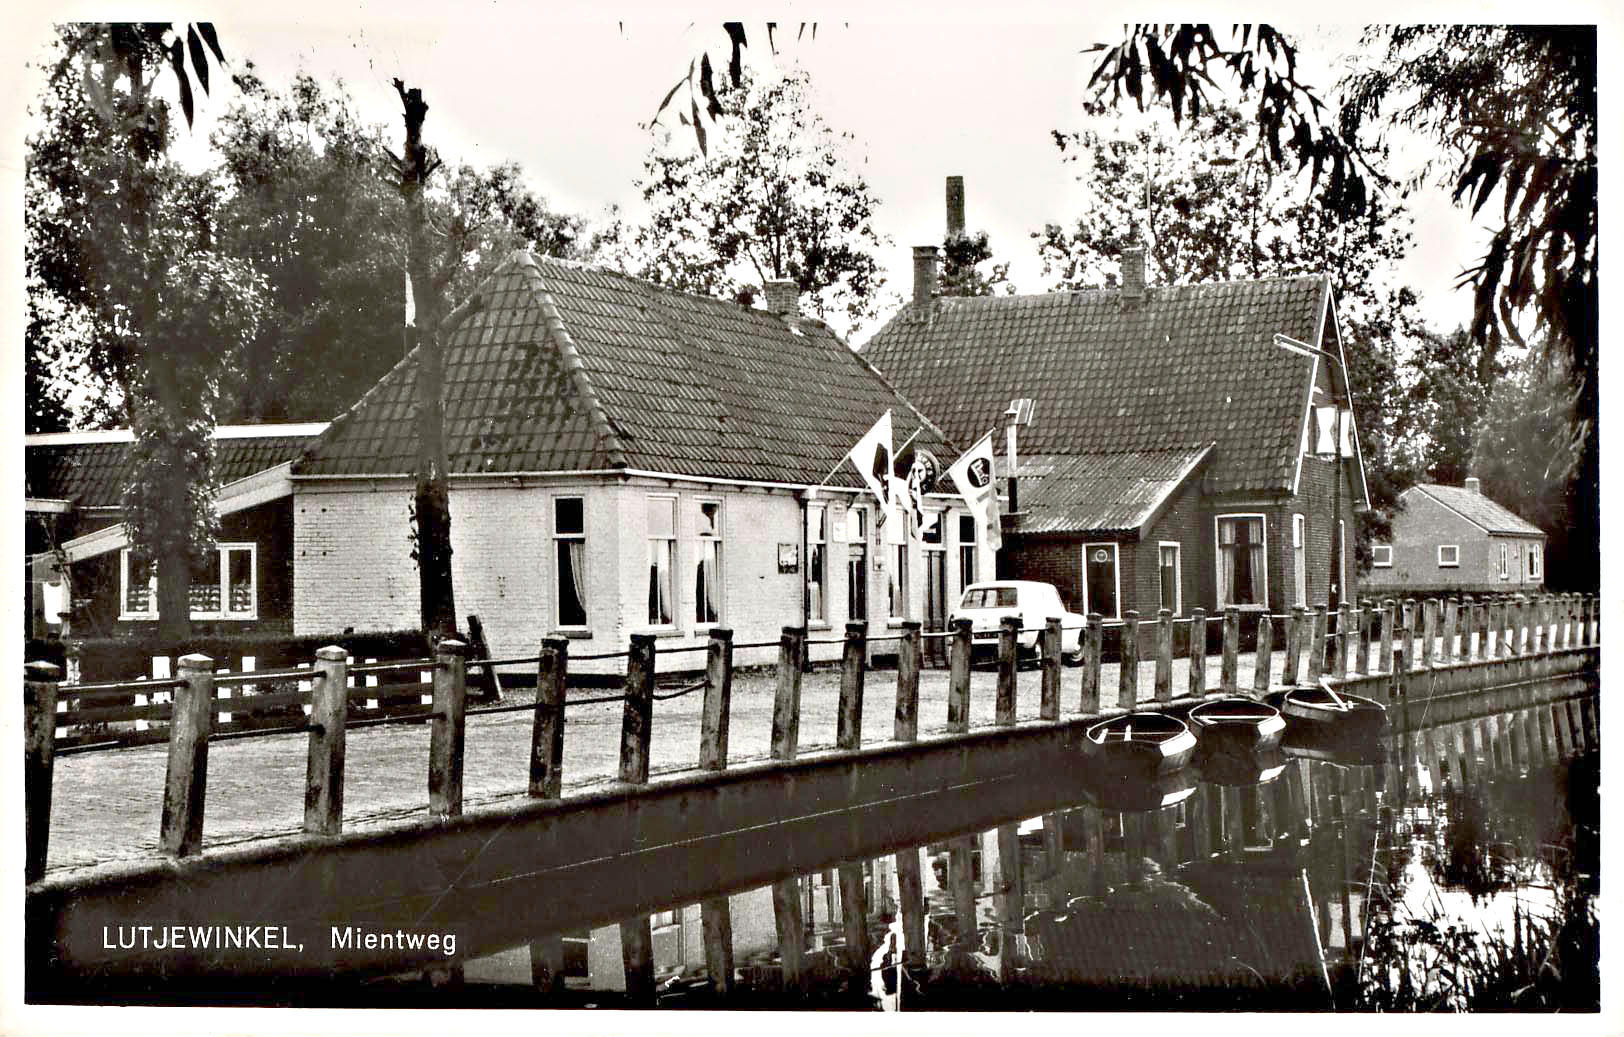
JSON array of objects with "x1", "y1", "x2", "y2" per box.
[{"x1": 22, "y1": 591, "x2": 1600, "y2": 885}]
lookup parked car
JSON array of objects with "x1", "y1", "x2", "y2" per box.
[{"x1": 949, "y1": 580, "x2": 1085, "y2": 663}]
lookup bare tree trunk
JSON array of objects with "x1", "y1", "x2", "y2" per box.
[{"x1": 395, "y1": 80, "x2": 457, "y2": 639}]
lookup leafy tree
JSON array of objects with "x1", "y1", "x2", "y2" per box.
[
  {"x1": 27, "y1": 24, "x2": 262, "y2": 640},
  {"x1": 1389, "y1": 327, "x2": 1503, "y2": 485},
  {"x1": 1084, "y1": 24, "x2": 1597, "y2": 589},
  {"x1": 613, "y1": 66, "x2": 888, "y2": 331},
  {"x1": 938, "y1": 229, "x2": 1011, "y2": 298}
]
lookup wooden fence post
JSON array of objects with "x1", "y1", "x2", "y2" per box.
[
  {"x1": 772, "y1": 626, "x2": 805, "y2": 760},
  {"x1": 620, "y1": 916, "x2": 656, "y2": 1006},
  {"x1": 1564, "y1": 593, "x2": 1577, "y2": 649},
  {"x1": 1331, "y1": 603, "x2": 1349, "y2": 679},
  {"x1": 530, "y1": 637, "x2": 568, "y2": 798},
  {"x1": 701, "y1": 628, "x2": 734, "y2": 769},
  {"x1": 25, "y1": 661, "x2": 60, "y2": 883},
  {"x1": 1079, "y1": 613, "x2": 1103, "y2": 714},
  {"x1": 1187, "y1": 608, "x2": 1207, "y2": 698},
  {"x1": 1396, "y1": 610, "x2": 1413, "y2": 682},
  {"x1": 1500, "y1": 598, "x2": 1516, "y2": 659},
  {"x1": 895, "y1": 621, "x2": 922, "y2": 741},
  {"x1": 1307, "y1": 606, "x2": 1328, "y2": 683},
  {"x1": 896, "y1": 848, "x2": 927, "y2": 974},
  {"x1": 304, "y1": 646, "x2": 349, "y2": 836},
  {"x1": 1443, "y1": 598, "x2": 1460, "y2": 664},
  {"x1": 997, "y1": 616, "x2": 1020, "y2": 726},
  {"x1": 1285, "y1": 605, "x2": 1306, "y2": 685},
  {"x1": 1460, "y1": 596, "x2": 1476, "y2": 661},
  {"x1": 702, "y1": 898, "x2": 735, "y2": 996},
  {"x1": 1253, "y1": 612, "x2": 1274, "y2": 695},
  {"x1": 1154, "y1": 609, "x2": 1174, "y2": 702},
  {"x1": 1040, "y1": 617, "x2": 1062, "y2": 721},
  {"x1": 838, "y1": 862, "x2": 871, "y2": 979},
  {"x1": 160, "y1": 653, "x2": 216, "y2": 857},
  {"x1": 838, "y1": 621, "x2": 868, "y2": 749},
  {"x1": 1516, "y1": 596, "x2": 1531, "y2": 654},
  {"x1": 1421, "y1": 599, "x2": 1438, "y2": 670},
  {"x1": 1588, "y1": 593, "x2": 1599, "y2": 646},
  {"x1": 1118, "y1": 611, "x2": 1140, "y2": 708},
  {"x1": 1377, "y1": 600, "x2": 1394, "y2": 675},
  {"x1": 428, "y1": 639, "x2": 469, "y2": 817},
  {"x1": 619, "y1": 634, "x2": 656, "y2": 785},
  {"x1": 772, "y1": 877, "x2": 807, "y2": 994},
  {"x1": 947, "y1": 618, "x2": 972, "y2": 733},
  {"x1": 1347, "y1": 603, "x2": 1365, "y2": 675},
  {"x1": 1221, "y1": 606, "x2": 1240, "y2": 694}
]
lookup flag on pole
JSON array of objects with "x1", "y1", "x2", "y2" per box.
[
  {"x1": 947, "y1": 431, "x2": 1002, "y2": 552},
  {"x1": 892, "y1": 433, "x2": 941, "y2": 538},
  {"x1": 844, "y1": 410, "x2": 894, "y2": 521}
]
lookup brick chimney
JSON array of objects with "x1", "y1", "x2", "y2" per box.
[
  {"x1": 763, "y1": 279, "x2": 800, "y2": 316},
  {"x1": 1121, "y1": 245, "x2": 1146, "y2": 300},
  {"x1": 913, "y1": 245, "x2": 940, "y2": 311},
  {"x1": 1465, "y1": 476, "x2": 1481, "y2": 494},
  {"x1": 945, "y1": 175, "x2": 965, "y2": 238}
]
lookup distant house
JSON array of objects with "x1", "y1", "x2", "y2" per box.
[
  {"x1": 290, "y1": 252, "x2": 978, "y2": 672},
  {"x1": 1364, "y1": 478, "x2": 1546, "y2": 597},
  {"x1": 862, "y1": 233, "x2": 1369, "y2": 620},
  {"x1": 24, "y1": 424, "x2": 327, "y2": 638}
]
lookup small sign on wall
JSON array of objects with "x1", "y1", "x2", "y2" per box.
[{"x1": 777, "y1": 543, "x2": 799, "y2": 573}]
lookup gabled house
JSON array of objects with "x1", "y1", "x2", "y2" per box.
[
  {"x1": 24, "y1": 424, "x2": 327, "y2": 637},
  {"x1": 291, "y1": 251, "x2": 978, "y2": 672},
  {"x1": 862, "y1": 238, "x2": 1370, "y2": 620},
  {"x1": 1365, "y1": 478, "x2": 1546, "y2": 597}
]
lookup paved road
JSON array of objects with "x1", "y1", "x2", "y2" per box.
[{"x1": 44, "y1": 641, "x2": 1426, "y2": 875}]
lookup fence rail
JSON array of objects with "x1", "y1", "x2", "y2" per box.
[{"x1": 22, "y1": 591, "x2": 1599, "y2": 883}]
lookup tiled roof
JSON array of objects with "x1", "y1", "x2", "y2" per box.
[
  {"x1": 1012, "y1": 446, "x2": 1212, "y2": 537},
  {"x1": 296, "y1": 252, "x2": 951, "y2": 486},
  {"x1": 1411, "y1": 484, "x2": 1544, "y2": 536},
  {"x1": 25, "y1": 431, "x2": 320, "y2": 508},
  {"x1": 861, "y1": 276, "x2": 1329, "y2": 495}
]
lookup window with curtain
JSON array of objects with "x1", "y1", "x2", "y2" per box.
[
  {"x1": 120, "y1": 544, "x2": 256, "y2": 621},
  {"x1": 1158, "y1": 543, "x2": 1181, "y2": 615},
  {"x1": 1292, "y1": 514, "x2": 1307, "y2": 605},
  {"x1": 120, "y1": 551, "x2": 157, "y2": 619},
  {"x1": 889, "y1": 543, "x2": 908, "y2": 619},
  {"x1": 694, "y1": 500, "x2": 723, "y2": 625},
  {"x1": 647, "y1": 496, "x2": 677, "y2": 626},
  {"x1": 846, "y1": 506, "x2": 867, "y2": 622},
  {"x1": 553, "y1": 497, "x2": 588, "y2": 627},
  {"x1": 1217, "y1": 515, "x2": 1265, "y2": 607},
  {"x1": 1528, "y1": 544, "x2": 1542, "y2": 580},
  {"x1": 958, "y1": 513, "x2": 977, "y2": 592},
  {"x1": 806, "y1": 504, "x2": 826, "y2": 623}
]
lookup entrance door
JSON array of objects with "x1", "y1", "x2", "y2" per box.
[{"x1": 1083, "y1": 543, "x2": 1120, "y2": 618}]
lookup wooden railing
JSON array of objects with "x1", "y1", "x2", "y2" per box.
[{"x1": 22, "y1": 591, "x2": 1598, "y2": 883}]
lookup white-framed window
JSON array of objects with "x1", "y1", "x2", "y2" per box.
[
  {"x1": 552, "y1": 496, "x2": 589, "y2": 628},
  {"x1": 807, "y1": 503, "x2": 827, "y2": 624},
  {"x1": 694, "y1": 499, "x2": 723, "y2": 626},
  {"x1": 1083, "y1": 542, "x2": 1120, "y2": 619},
  {"x1": 1439, "y1": 544, "x2": 1461, "y2": 569},
  {"x1": 1292, "y1": 514, "x2": 1307, "y2": 606},
  {"x1": 888, "y1": 543, "x2": 909, "y2": 620},
  {"x1": 1157, "y1": 542, "x2": 1181, "y2": 616},
  {"x1": 1372, "y1": 545, "x2": 1393, "y2": 568},
  {"x1": 845, "y1": 505, "x2": 867, "y2": 622},
  {"x1": 646, "y1": 495, "x2": 678, "y2": 627},
  {"x1": 957, "y1": 513, "x2": 978, "y2": 592},
  {"x1": 119, "y1": 544, "x2": 257, "y2": 621},
  {"x1": 1527, "y1": 543, "x2": 1543, "y2": 580},
  {"x1": 1216, "y1": 514, "x2": 1267, "y2": 608}
]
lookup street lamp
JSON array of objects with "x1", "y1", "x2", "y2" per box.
[{"x1": 1275, "y1": 334, "x2": 1353, "y2": 617}]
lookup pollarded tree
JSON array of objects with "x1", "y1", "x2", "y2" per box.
[{"x1": 618, "y1": 66, "x2": 888, "y2": 332}]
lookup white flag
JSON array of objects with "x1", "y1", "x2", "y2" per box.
[
  {"x1": 947, "y1": 431, "x2": 1002, "y2": 552},
  {"x1": 844, "y1": 410, "x2": 894, "y2": 520}
]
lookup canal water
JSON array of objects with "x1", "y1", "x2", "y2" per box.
[{"x1": 373, "y1": 695, "x2": 1597, "y2": 1012}]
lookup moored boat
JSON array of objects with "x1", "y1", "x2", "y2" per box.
[
  {"x1": 1081, "y1": 711, "x2": 1198, "y2": 777},
  {"x1": 1186, "y1": 697, "x2": 1286, "y2": 751},
  {"x1": 1265, "y1": 682, "x2": 1388, "y2": 742}
]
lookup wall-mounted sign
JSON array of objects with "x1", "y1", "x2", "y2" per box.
[{"x1": 777, "y1": 543, "x2": 799, "y2": 573}]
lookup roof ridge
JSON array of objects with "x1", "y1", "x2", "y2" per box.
[
  {"x1": 830, "y1": 321, "x2": 957, "y2": 455},
  {"x1": 518, "y1": 257, "x2": 630, "y2": 469}
]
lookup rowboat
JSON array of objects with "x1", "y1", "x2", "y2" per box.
[
  {"x1": 1082, "y1": 765, "x2": 1200, "y2": 813},
  {"x1": 1185, "y1": 697, "x2": 1286, "y2": 752},
  {"x1": 1265, "y1": 682, "x2": 1388, "y2": 742},
  {"x1": 1196, "y1": 744, "x2": 1288, "y2": 787},
  {"x1": 1081, "y1": 711, "x2": 1198, "y2": 777}
]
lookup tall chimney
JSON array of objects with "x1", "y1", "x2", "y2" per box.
[
  {"x1": 945, "y1": 175, "x2": 965, "y2": 238},
  {"x1": 763, "y1": 279, "x2": 800, "y2": 316},
  {"x1": 1121, "y1": 245, "x2": 1145, "y2": 300},
  {"x1": 912, "y1": 245, "x2": 940, "y2": 311},
  {"x1": 1465, "y1": 476, "x2": 1481, "y2": 494}
]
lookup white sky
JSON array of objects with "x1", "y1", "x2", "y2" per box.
[{"x1": 5, "y1": 7, "x2": 1545, "y2": 345}]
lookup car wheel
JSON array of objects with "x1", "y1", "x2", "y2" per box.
[{"x1": 1064, "y1": 646, "x2": 1084, "y2": 667}]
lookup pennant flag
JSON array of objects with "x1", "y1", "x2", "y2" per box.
[
  {"x1": 947, "y1": 431, "x2": 1002, "y2": 552},
  {"x1": 893, "y1": 433, "x2": 941, "y2": 537},
  {"x1": 844, "y1": 410, "x2": 894, "y2": 520}
]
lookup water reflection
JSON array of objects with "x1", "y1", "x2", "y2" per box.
[{"x1": 450, "y1": 696, "x2": 1596, "y2": 1011}]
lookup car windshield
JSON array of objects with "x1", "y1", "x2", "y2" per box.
[{"x1": 960, "y1": 587, "x2": 1018, "y2": 609}]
